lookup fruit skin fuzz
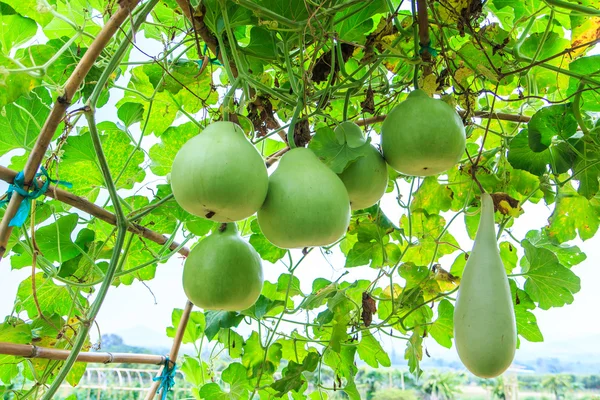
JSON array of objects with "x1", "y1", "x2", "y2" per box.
[{"x1": 454, "y1": 192, "x2": 517, "y2": 378}]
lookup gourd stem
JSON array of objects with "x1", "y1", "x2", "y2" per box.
[{"x1": 287, "y1": 94, "x2": 305, "y2": 149}]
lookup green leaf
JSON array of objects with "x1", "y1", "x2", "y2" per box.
[
  {"x1": 17, "y1": 273, "x2": 86, "y2": 319},
  {"x1": 522, "y1": 239, "x2": 581, "y2": 309},
  {"x1": 118, "y1": 67, "x2": 180, "y2": 136},
  {"x1": 275, "y1": 332, "x2": 310, "y2": 364},
  {"x1": 507, "y1": 129, "x2": 576, "y2": 176},
  {"x1": 199, "y1": 363, "x2": 251, "y2": 399},
  {"x1": 0, "y1": 88, "x2": 55, "y2": 157},
  {"x1": 60, "y1": 124, "x2": 146, "y2": 200},
  {"x1": 515, "y1": 307, "x2": 544, "y2": 342},
  {"x1": 149, "y1": 122, "x2": 200, "y2": 176},
  {"x1": 527, "y1": 104, "x2": 578, "y2": 151},
  {"x1": 428, "y1": 299, "x2": 454, "y2": 349},
  {"x1": 242, "y1": 331, "x2": 282, "y2": 381},
  {"x1": 42, "y1": 0, "x2": 101, "y2": 39},
  {"x1": 204, "y1": 311, "x2": 244, "y2": 341},
  {"x1": 66, "y1": 362, "x2": 87, "y2": 387},
  {"x1": 411, "y1": 177, "x2": 453, "y2": 214},
  {"x1": 357, "y1": 330, "x2": 391, "y2": 368},
  {"x1": 499, "y1": 241, "x2": 518, "y2": 274},
  {"x1": 400, "y1": 211, "x2": 459, "y2": 265},
  {"x1": 335, "y1": 0, "x2": 386, "y2": 43},
  {"x1": 308, "y1": 126, "x2": 371, "y2": 173},
  {"x1": 521, "y1": 32, "x2": 571, "y2": 62},
  {"x1": 180, "y1": 355, "x2": 210, "y2": 387},
  {"x1": 117, "y1": 102, "x2": 145, "y2": 127},
  {"x1": 2, "y1": 0, "x2": 54, "y2": 26},
  {"x1": 548, "y1": 186, "x2": 600, "y2": 241},
  {"x1": 11, "y1": 214, "x2": 81, "y2": 268},
  {"x1": 567, "y1": 55, "x2": 600, "y2": 111},
  {"x1": 166, "y1": 308, "x2": 206, "y2": 344},
  {"x1": 218, "y1": 328, "x2": 245, "y2": 359},
  {"x1": 270, "y1": 352, "x2": 319, "y2": 396},
  {"x1": 525, "y1": 229, "x2": 586, "y2": 268},
  {"x1": 404, "y1": 331, "x2": 423, "y2": 378},
  {"x1": 0, "y1": 319, "x2": 32, "y2": 343},
  {"x1": 0, "y1": 12, "x2": 37, "y2": 53},
  {"x1": 242, "y1": 26, "x2": 278, "y2": 59},
  {"x1": 249, "y1": 219, "x2": 287, "y2": 263},
  {"x1": 323, "y1": 346, "x2": 359, "y2": 399},
  {"x1": 573, "y1": 145, "x2": 600, "y2": 199},
  {"x1": 276, "y1": 274, "x2": 303, "y2": 297}
]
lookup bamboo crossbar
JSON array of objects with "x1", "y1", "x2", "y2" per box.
[
  {"x1": 356, "y1": 110, "x2": 532, "y2": 126},
  {"x1": 0, "y1": 342, "x2": 166, "y2": 365},
  {"x1": 0, "y1": 166, "x2": 189, "y2": 257}
]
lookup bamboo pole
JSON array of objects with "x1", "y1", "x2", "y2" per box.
[
  {"x1": 0, "y1": 0, "x2": 141, "y2": 260},
  {"x1": 0, "y1": 166, "x2": 190, "y2": 257},
  {"x1": 356, "y1": 110, "x2": 532, "y2": 126},
  {"x1": 0, "y1": 342, "x2": 166, "y2": 365},
  {"x1": 145, "y1": 300, "x2": 194, "y2": 400}
]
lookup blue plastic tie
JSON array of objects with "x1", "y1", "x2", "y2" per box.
[
  {"x1": 419, "y1": 41, "x2": 439, "y2": 57},
  {"x1": 153, "y1": 356, "x2": 177, "y2": 400},
  {"x1": 0, "y1": 167, "x2": 72, "y2": 228}
]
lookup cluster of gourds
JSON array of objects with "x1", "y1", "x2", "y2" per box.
[{"x1": 170, "y1": 90, "x2": 517, "y2": 378}]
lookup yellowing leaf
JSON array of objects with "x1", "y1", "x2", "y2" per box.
[{"x1": 421, "y1": 74, "x2": 438, "y2": 97}]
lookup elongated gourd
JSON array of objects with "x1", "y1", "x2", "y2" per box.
[{"x1": 454, "y1": 193, "x2": 516, "y2": 378}]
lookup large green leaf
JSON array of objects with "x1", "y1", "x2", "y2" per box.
[
  {"x1": 308, "y1": 126, "x2": 371, "y2": 173},
  {"x1": 0, "y1": 88, "x2": 55, "y2": 157},
  {"x1": 521, "y1": 239, "x2": 581, "y2": 309}
]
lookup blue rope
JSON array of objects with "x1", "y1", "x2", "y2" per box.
[
  {"x1": 153, "y1": 356, "x2": 177, "y2": 400},
  {"x1": 419, "y1": 41, "x2": 439, "y2": 57},
  {"x1": 0, "y1": 167, "x2": 72, "y2": 228}
]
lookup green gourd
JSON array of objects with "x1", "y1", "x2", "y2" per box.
[
  {"x1": 170, "y1": 121, "x2": 268, "y2": 222},
  {"x1": 336, "y1": 122, "x2": 388, "y2": 210},
  {"x1": 454, "y1": 193, "x2": 517, "y2": 378},
  {"x1": 381, "y1": 90, "x2": 466, "y2": 176},
  {"x1": 182, "y1": 223, "x2": 263, "y2": 311},
  {"x1": 257, "y1": 148, "x2": 351, "y2": 249}
]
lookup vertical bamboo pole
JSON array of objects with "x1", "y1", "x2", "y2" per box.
[
  {"x1": 0, "y1": 0, "x2": 143, "y2": 260},
  {"x1": 145, "y1": 300, "x2": 194, "y2": 400}
]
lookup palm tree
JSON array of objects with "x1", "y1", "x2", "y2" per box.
[
  {"x1": 541, "y1": 375, "x2": 572, "y2": 400},
  {"x1": 420, "y1": 371, "x2": 465, "y2": 400}
]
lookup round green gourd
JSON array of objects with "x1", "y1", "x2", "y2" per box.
[
  {"x1": 454, "y1": 193, "x2": 517, "y2": 378},
  {"x1": 170, "y1": 121, "x2": 268, "y2": 222},
  {"x1": 182, "y1": 223, "x2": 263, "y2": 311},
  {"x1": 381, "y1": 90, "x2": 466, "y2": 176},
  {"x1": 257, "y1": 147, "x2": 351, "y2": 249},
  {"x1": 336, "y1": 122, "x2": 388, "y2": 210}
]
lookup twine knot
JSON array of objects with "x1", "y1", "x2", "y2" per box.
[{"x1": 0, "y1": 167, "x2": 72, "y2": 227}]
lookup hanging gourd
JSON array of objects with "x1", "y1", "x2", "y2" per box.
[
  {"x1": 257, "y1": 147, "x2": 351, "y2": 249},
  {"x1": 182, "y1": 223, "x2": 263, "y2": 311},
  {"x1": 454, "y1": 193, "x2": 517, "y2": 378},
  {"x1": 335, "y1": 122, "x2": 388, "y2": 210},
  {"x1": 381, "y1": 90, "x2": 466, "y2": 176},
  {"x1": 170, "y1": 121, "x2": 269, "y2": 222}
]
